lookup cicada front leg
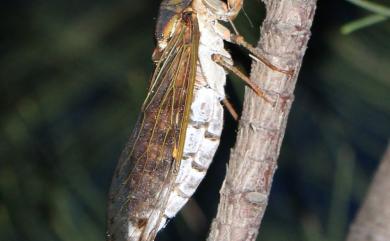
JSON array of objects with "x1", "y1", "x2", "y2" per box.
[
  {"x1": 226, "y1": 0, "x2": 244, "y2": 18},
  {"x1": 205, "y1": 0, "x2": 294, "y2": 78},
  {"x1": 230, "y1": 34, "x2": 295, "y2": 78},
  {"x1": 214, "y1": 22, "x2": 294, "y2": 78}
]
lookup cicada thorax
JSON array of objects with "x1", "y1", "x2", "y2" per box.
[{"x1": 155, "y1": 0, "x2": 243, "y2": 46}]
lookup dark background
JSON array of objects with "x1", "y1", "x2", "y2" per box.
[{"x1": 1, "y1": 0, "x2": 389, "y2": 241}]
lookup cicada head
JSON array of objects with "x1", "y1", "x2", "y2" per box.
[{"x1": 155, "y1": 0, "x2": 192, "y2": 50}]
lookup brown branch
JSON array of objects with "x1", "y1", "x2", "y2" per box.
[
  {"x1": 346, "y1": 143, "x2": 390, "y2": 241},
  {"x1": 207, "y1": 1, "x2": 317, "y2": 240}
]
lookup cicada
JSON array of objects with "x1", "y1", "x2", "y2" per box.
[{"x1": 107, "y1": 0, "x2": 291, "y2": 240}]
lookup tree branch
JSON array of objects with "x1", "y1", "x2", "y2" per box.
[
  {"x1": 346, "y1": 143, "x2": 390, "y2": 241},
  {"x1": 207, "y1": 1, "x2": 317, "y2": 240}
]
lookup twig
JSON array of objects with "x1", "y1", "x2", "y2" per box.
[
  {"x1": 346, "y1": 143, "x2": 390, "y2": 241},
  {"x1": 207, "y1": 1, "x2": 317, "y2": 240}
]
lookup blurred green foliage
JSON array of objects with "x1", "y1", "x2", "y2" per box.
[
  {"x1": 0, "y1": 0, "x2": 389, "y2": 241},
  {"x1": 342, "y1": 0, "x2": 390, "y2": 34}
]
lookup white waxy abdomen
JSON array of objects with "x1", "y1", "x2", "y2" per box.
[
  {"x1": 161, "y1": 12, "x2": 231, "y2": 222},
  {"x1": 163, "y1": 86, "x2": 223, "y2": 219}
]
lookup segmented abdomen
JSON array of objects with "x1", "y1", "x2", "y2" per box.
[{"x1": 163, "y1": 82, "x2": 223, "y2": 219}]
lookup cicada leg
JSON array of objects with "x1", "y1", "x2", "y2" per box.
[
  {"x1": 231, "y1": 34, "x2": 295, "y2": 78},
  {"x1": 202, "y1": 0, "x2": 243, "y2": 19},
  {"x1": 227, "y1": 0, "x2": 244, "y2": 18},
  {"x1": 213, "y1": 22, "x2": 295, "y2": 79},
  {"x1": 212, "y1": 54, "x2": 273, "y2": 104},
  {"x1": 222, "y1": 98, "x2": 239, "y2": 121},
  {"x1": 205, "y1": 0, "x2": 294, "y2": 78}
]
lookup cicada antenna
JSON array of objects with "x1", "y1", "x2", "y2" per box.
[
  {"x1": 228, "y1": 18, "x2": 240, "y2": 35},
  {"x1": 241, "y1": 6, "x2": 254, "y2": 28}
]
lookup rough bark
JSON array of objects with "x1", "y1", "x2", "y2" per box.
[
  {"x1": 207, "y1": 1, "x2": 317, "y2": 240},
  {"x1": 346, "y1": 144, "x2": 390, "y2": 241}
]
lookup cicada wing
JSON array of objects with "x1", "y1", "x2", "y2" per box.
[{"x1": 107, "y1": 13, "x2": 199, "y2": 241}]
